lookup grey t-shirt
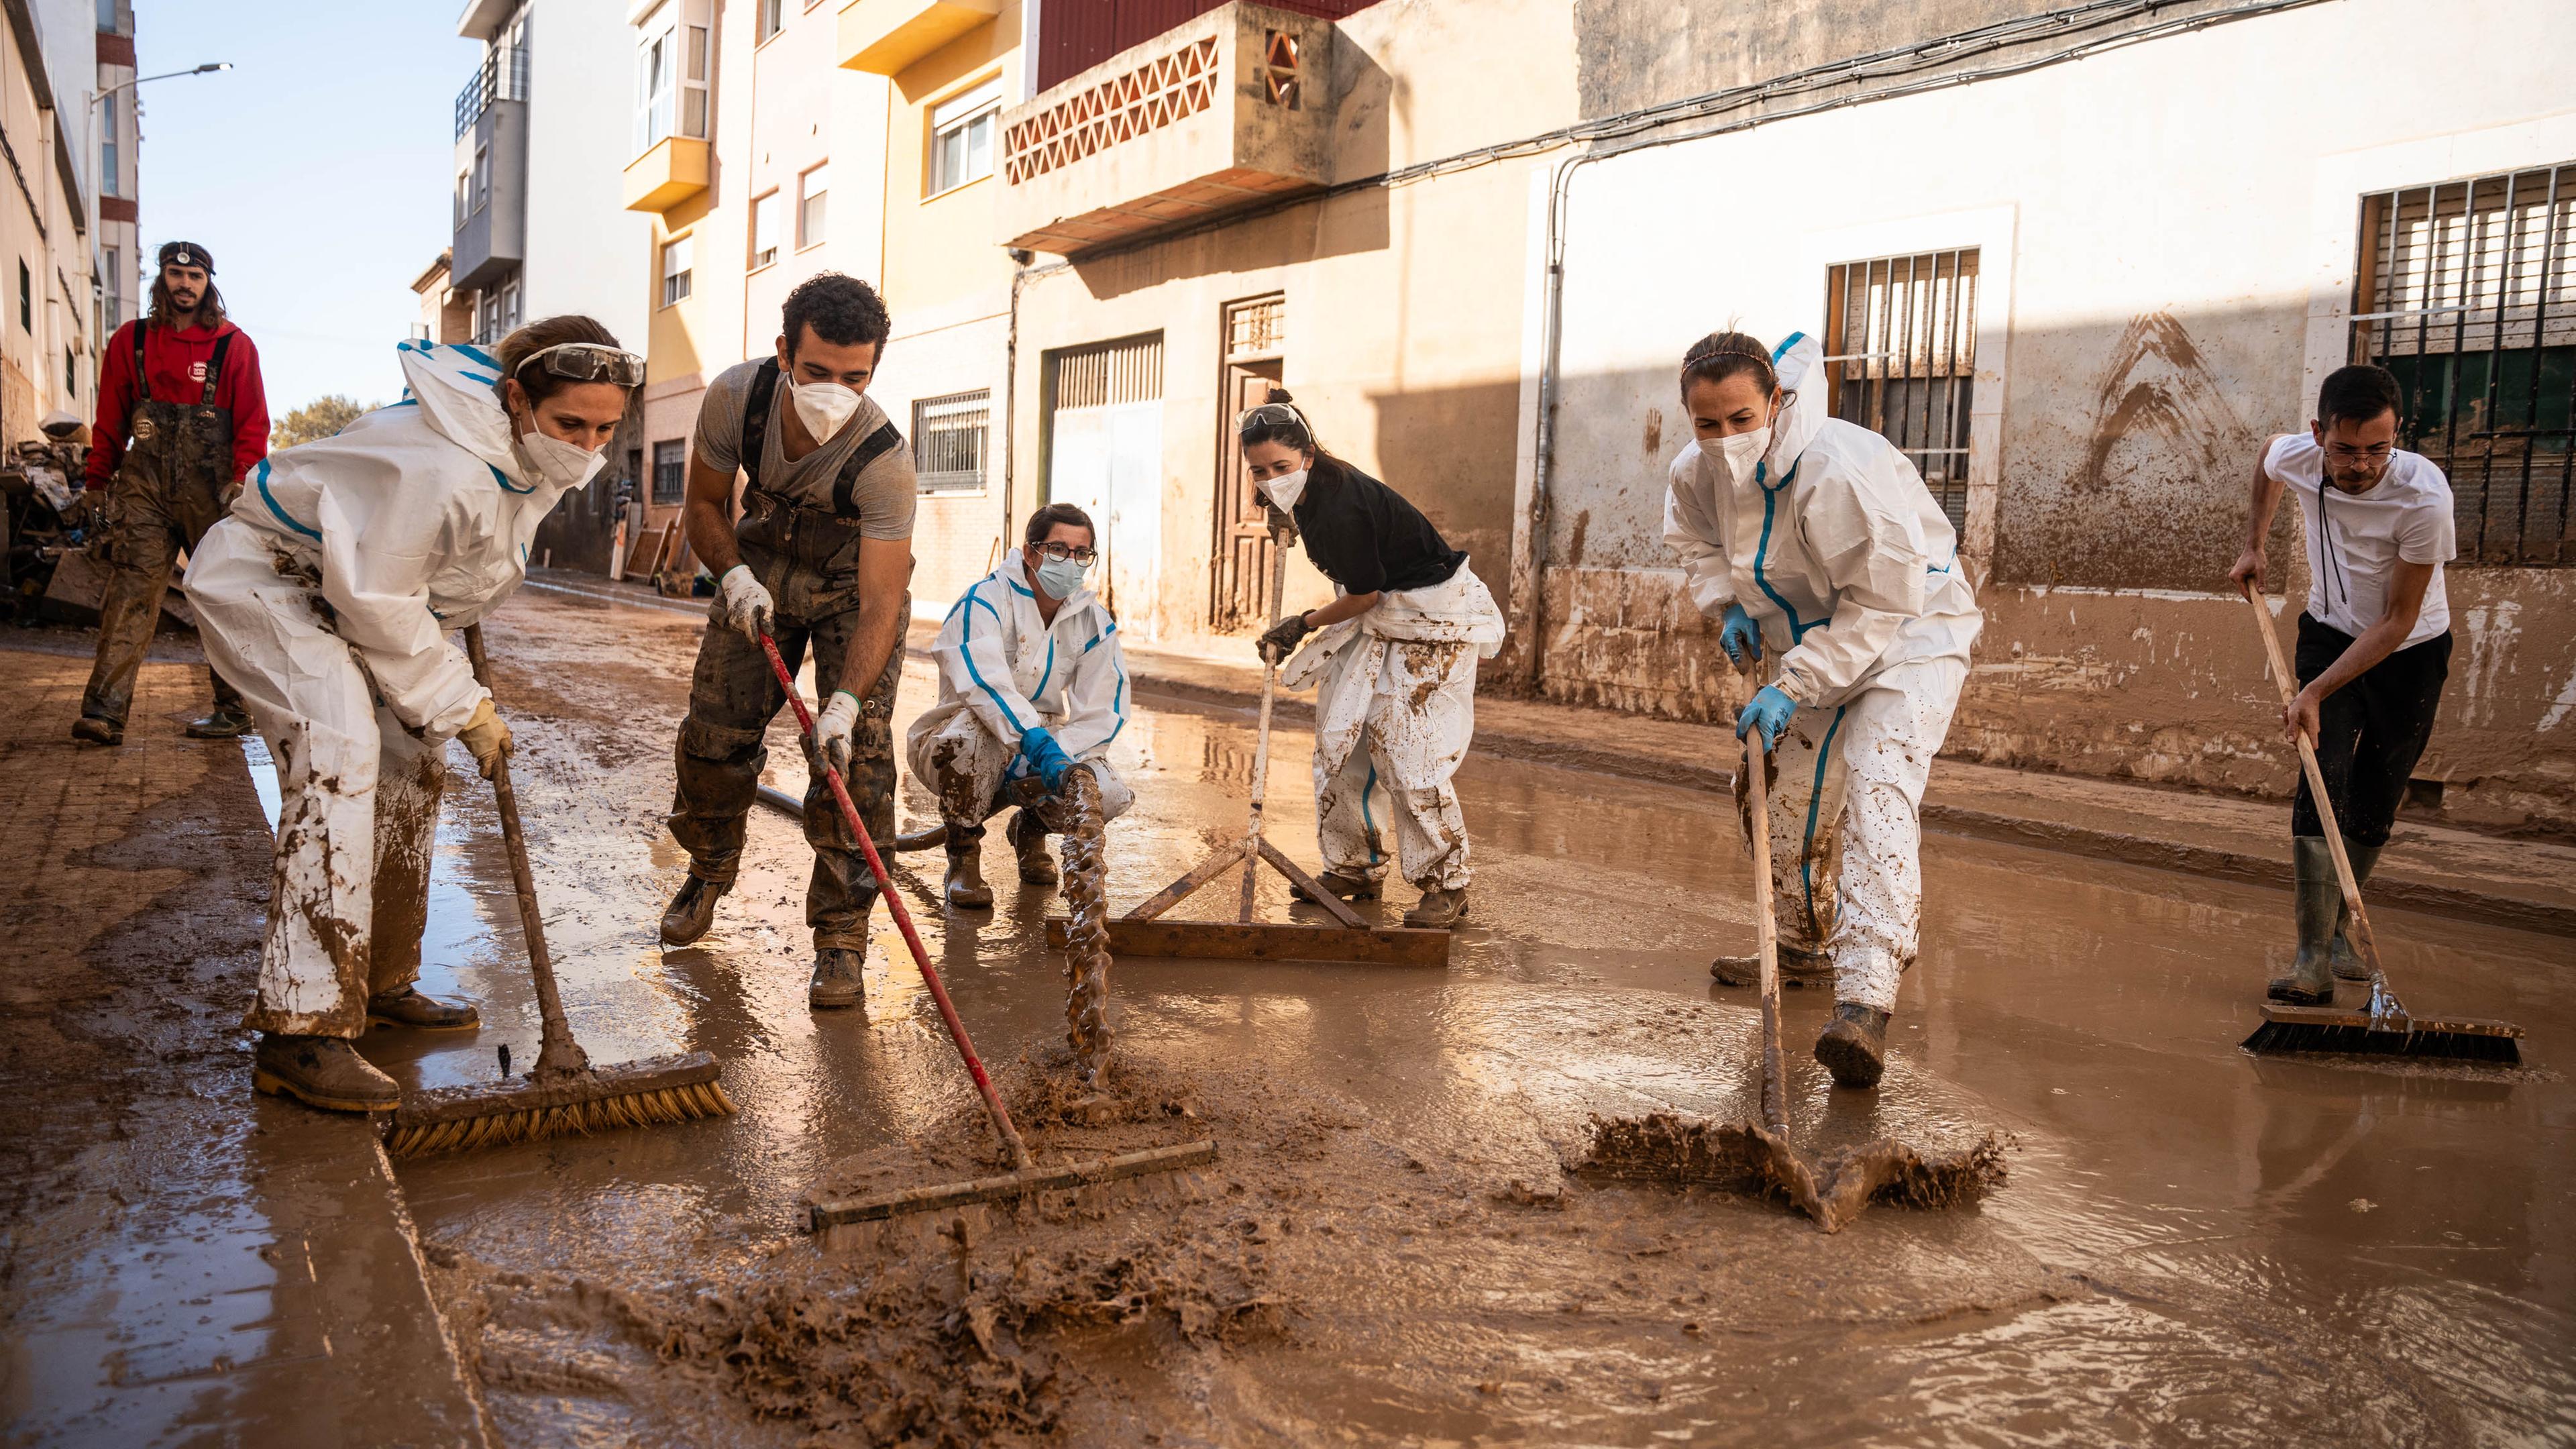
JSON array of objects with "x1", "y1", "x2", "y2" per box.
[{"x1": 692, "y1": 360, "x2": 918, "y2": 541}]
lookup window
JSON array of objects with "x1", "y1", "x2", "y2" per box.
[
  {"x1": 97, "y1": 0, "x2": 115, "y2": 26},
  {"x1": 798, "y1": 164, "x2": 828, "y2": 250},
  {"x1": 500, "y1": 278, "x2": 522, "y2": 336},
  {"x1": 65, "y1": 348, "x2": 77, "y2": 398},
  {"x1": 750, "y1": 191, "x2": 781, "y2": 270},
  {"x1": 1822, "y1": 248, "x2": 1980, "y2": 533},
  {"x1": 928, "y1": 77, "x2": 1001, "y2": 196},
  {"x1": 2352, "y1": 163, "x2": 2576, "y2": 565},
  {"x1": 99, "y1": 97, "x2": 117, "y2": 199},
  {"x1": 103, "y1": 246, "x2": 118, "y2": 330},
  {"x1": 478, "y1": 289, "x2": 504, "y2": 345},
  {"x1": 756, "y1": 0, "x2": 785, "y2": 41},
  {"x1": 455, "y1": 167, "x2": 471, "y2": 229},
  {"x1": 652, "y1": 439, "x2": 686, "y2": 504},
  {"x1": 472, "y1": 144, "x2": 491, "y2": 214},
  {"x1": 633, "y1": 1, "x2": 711, "y2": 156},
  {"x1": 661, "y1": 234, "x2": 694, "y2": 307},
  {"x1": 18, "y1": 260, "x2": 29, "y2": 332},
  {"x1": 914, "y1": 391, "x2": 990, "y2": 493}
]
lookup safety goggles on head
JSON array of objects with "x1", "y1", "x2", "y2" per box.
[
  {"x1": 1236, "y1": 401, "x2": 1307, "y2": 432},
  {"x1": 515, "y1": 342, "x2": 646, "y2": 390},
  {"x1": 1036, "y1": 540, "x2": 1097, "y2": 566}
]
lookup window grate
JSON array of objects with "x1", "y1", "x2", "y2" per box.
[
  {"x1": 1225, "y1": 294, "x2": 1285, "y2": 360},
  {"x1": 2351, "y1": 162, "x2": 2576, "y2": 566},
  {"x1": 914, "y1": 390, "x2": 990, "y2": 494},
  {"x1": 652, "y1": 439, "x2": 686, "y2": 505},
  {"x1": 1822, "y1": 248, "x2": 1979, "y2": 533},
  {"x1": 1051, "y1": 334, "x2": 1163, "y2": 410}
]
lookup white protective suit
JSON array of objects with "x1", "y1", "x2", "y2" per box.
[
  {"x1": 1280, "y1": 563, "x2": 1505, "y2": 892},
  {"x1": 908, "y1": 553, "x2": 1134, "y2": 825},
  {"x1": 1662, "y1": 331, "x2": 1982, "y2": 1011},
  {"x1": 186, "y1": 339, "x2": 584, "y2": 1037}
]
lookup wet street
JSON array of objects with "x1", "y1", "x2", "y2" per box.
[{"x1": 186, "y1": 585, "x2": 2576, "y2": 1442}]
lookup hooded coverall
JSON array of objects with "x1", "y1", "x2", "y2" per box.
[
  {"x1": 185, "y1": 341, "x2": 576, "y2": 1038},
  {"x1": 1662, "y1": 332, "x2": 1983, "y2": 1012}
]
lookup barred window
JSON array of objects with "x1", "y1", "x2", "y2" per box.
[
  {"x1": 2351, "y1": 163, "x2": 2575, "y2": 565},
  {"x1": 914, "y1": 390, "x2": 989, "y2": 494},
  {"x1": 1821, "y1": 248, "x2": 1979, "y2": 533},
  {"x1": 652, "y1": 439, "x2": 686, "y2": 504}
]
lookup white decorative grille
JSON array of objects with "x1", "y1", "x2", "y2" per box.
[{"x1": 1004, "y1": 37, "x2": 1220, "y2": 185}]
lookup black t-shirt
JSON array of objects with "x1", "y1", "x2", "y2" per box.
[{"x1": 1288, "y1": 458, "x2": 1464, "y2": 596}]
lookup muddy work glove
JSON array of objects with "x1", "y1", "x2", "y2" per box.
[
  {"x1": 1733, "y1": 685, "x2": 1796, "y2": 755},
  {"x1": 1012, "y1": 726, "x2": 1077, "y2": 792},
  {"x1": 458, "y1": 697, "x2": 514, "y2": 780},
  {"x1": 713, "y1": 564, "x2": 774, "y2": 642},
  {"x1": 812, "y1": 690, "x2": 862, "y2": 775},
  {"x1": 1256, "y1": 612, "x2": 1313, "y2": 666},
  {"x1": 1718, "y1": 602, "x2": 1762, "y2": 669}
]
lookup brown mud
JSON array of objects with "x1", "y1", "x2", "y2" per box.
[
  {"x1": 367, "y1": 587, "x2": 2576, "y2": 1446},
  {"x1": 1580, "y1": 1112, "x2": 2009, "y2": 1232}
]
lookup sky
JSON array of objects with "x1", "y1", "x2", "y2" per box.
[{"x1": 133, "y1": 2, "x2": 481, "y2": 415}]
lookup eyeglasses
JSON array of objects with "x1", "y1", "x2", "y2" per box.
[
  {"x1": 1036, "y1": 541, "x2": 1097, "y2": 566},
  {"x1": 2323, "y1": 442, "x2": 2394, "y2": 462},
  {"x1": 517, "y1": 342, "x2": 646, "y2": 389},
  {"x1": 1236, "y1": 402, "x2": 1303, "y2": 430}
]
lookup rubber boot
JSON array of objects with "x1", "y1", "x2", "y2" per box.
[
  {"x1": 1711, "y1": 943, "x2": 1834, "y2": 989},
  {"x1": 252, "y1": 1034, "x2": 401, "y2": 1114},
  {"x1": 1011, "y1": 810, "x2": 1058, "y2": 886},
  {"x1": 1291, "y1": 869, "x2": 1381, "y2": 904},
  {"x1": 366, "y1": 985, "x2": 480, "y2": 1031},
  {"x1": 70, "y1": 714, "x2": 121, "y2": 746},
  {"x1": 944, "y1": 824, "x2": 994, "y2": 909},
  {"x1": 808, "y1": 946, "x2": 865, "y2": 1010},
  {"x1": 1403, "y1": 887, "x2": 1469, "y2": 929},
  {"x1": 659, "y1": 875, "x2": 730, "y2": 947},
  {"x1": 185, "y1": 704, "x2": 254, "y2": 739},
  {"x1": 2328, "y1": 838, "x2": 2384, "y2": 981},
  {"x1": 2267, "y1": 837, "x2": 2339, "y2": 1006},
  {"x1": 1813, "y1": 1002, "x2": 1890, "y2": 1089}
]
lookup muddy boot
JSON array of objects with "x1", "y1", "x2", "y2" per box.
[
  {"x1": 659, "y1": 875, "x2": 729, "y2": 947},
  {"x1": 1291, "y1": 869, "x2": 1380, "y2": 904},
  {"x1": 185, "y1": 704, "x2": 254, "y2": 739},
  {"x1": 944, "y1": 824, "x2": 994, "y2": 909},
  {"x1": 1403, "y1": 887, "x2": 1469, "y2": 929},
  {"x1": 1711, "y1": 943, "x2": 1834, "y2": 989},
  {"x1": 252, "y1": 1034, "x2": 401, "y2": 1114},
  {"x1": 366, "y1": 985, "x2": 480, "y2": 1032},
  {"x1": 1813, "y1": 1002, "x2": 1891, "y2": 1089},
  {"x1": 2328, "y1": 837, "x2": 2384, "y2": 982},
  {"x1": 70, "y1": 713, "x2": 121, "y2": 746},
  {"x1": 808, "y1": 946, "x2": 865, "y2": 1010},
  {"x1": 1011, "y1": 810, "x2": 1059, "y2": 886},
  {"x1": 2267, "y1": 837, "x2": 2339, "y2": 1006}
]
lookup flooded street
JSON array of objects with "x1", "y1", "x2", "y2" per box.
[{"x1": 373, "y1": 586, "x2": 2570, "y2": 1446}]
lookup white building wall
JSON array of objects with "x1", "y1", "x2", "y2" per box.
[{"x1": 521, "y1": 0, "x2": 648, "y2": 351}]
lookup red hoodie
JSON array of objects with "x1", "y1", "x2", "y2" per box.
[{"x1": 86, "y1": 317, "x2": 272, "y2": 489}]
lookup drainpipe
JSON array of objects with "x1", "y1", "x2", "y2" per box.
[
  {"x1": 1002, "y1": 248, "x2": 1031, "y2": 547},
  {"x1": 1504, "y1": 148, "x2": 1597, "y2": 694}
]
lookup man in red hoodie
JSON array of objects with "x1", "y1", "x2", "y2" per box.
[{"x1": 72, "y1": 241, "x2": 270, "y2": 745}]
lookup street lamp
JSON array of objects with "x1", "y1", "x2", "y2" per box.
[{"x1": 89, "y1": 61, "x2": 232, "y2": 109}]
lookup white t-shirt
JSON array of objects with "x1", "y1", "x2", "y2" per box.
[{"x1": 2264, "y1": 433, "x2": 2453, "y2": 647}]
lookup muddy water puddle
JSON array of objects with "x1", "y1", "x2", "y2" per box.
[{"x1": 361, "y1": 593, "x2": 2572, "y2": 1446}]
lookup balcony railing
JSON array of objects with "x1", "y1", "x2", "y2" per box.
[{"x1": 453, "y1": 47, "x2": 529, "y2": 140}]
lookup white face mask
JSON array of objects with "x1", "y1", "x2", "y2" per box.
[
  {"x1": 1701, "y1": 427, "x2": 1772, "y2": 488},
  {"x1": 1262, "y1": 468, "x2": 1309, "y2": 513},
  {"x1": 792, "y1": 378, "x2": 861, "y2": 440},
  {"x1": 515, "y1": 423, "x2": 606, "y2": 492}
]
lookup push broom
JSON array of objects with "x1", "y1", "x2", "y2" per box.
[
  {"x1": 2235, "y1": 584, "x2": 2524, "y2": 1063},
  {"x1": 384, "y1": 625, "x2": 737, "y2": 1157},
  {"x1": 746, "y1": 631, "x2": 1214, "y2": 1232},
  {"x1": 1576, "y1": 669, "x2": 2002, "y2": 1232}
]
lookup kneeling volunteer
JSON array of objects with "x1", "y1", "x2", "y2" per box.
[
  {"x1": 1241, "y1": 391, "x2": 1503, "y2": 930},
  {"x1": 186, "y1": 320, "x2": 639, "y2": 1112},
  {"x1": 906, "y1": 502, "x2": 1132, "y2": 906},
  {"x1": 1663, "y1": 330, "x2": 1981, "y2": 1090}
]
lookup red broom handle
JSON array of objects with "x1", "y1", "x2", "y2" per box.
[{"x1": 759, "y1": 633, "x2": 1033, "y2": 1169}]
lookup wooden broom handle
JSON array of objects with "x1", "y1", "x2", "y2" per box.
[{"x1": 2238, "y1": 586, "x2": 2386, "y2": 984}]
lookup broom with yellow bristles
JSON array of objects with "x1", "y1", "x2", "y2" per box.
[{"x1": 382, "y1": 625, "x2": 735, "y2": 1157}]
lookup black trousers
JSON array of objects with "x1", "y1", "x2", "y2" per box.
[{"x1": 2292, "y1": 614, "x2": 2451, "y2": 847}]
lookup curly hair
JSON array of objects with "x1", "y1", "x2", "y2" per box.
[{"x1": 782, "y1": 272, "x2": 893, "y2": 358}]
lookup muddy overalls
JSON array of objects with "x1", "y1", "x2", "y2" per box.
[
  {"x1": 666, "y1": 360, "x2": 908, "y2": 955},
  {"x1": 80, "y1": 325, "x2": 248, "y2": 729}
]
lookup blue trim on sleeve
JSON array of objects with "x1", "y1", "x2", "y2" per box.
[
  {"x1": 459, "y1": 370, "x2": 500, "y2": 386},
  {"x1": 1082, "y1": 619, "x2": 1119, "y2": 654},
  {"x1": 1005, "y1": 575, "x2": 1034, "y2": 598},
  {"x1": 490, "y1": 464, "x2": 533, "y2": 495},
  {"x1": 957, "y1": 583, "x2": 1028, "y2": 730},
  {"x1": 1771, "y1": 331, "x2": 1806, "y2": 362},
  {"x1": 453, "y1": 343, "x2": 502, "y2": 369},
  {"x1": 1100, "y1": 657, "x2": 1128, "y2": 747},
  {"x1": 1799, "y1": 704, "x2": 1847, "y2": 931},
  {"x1": 253, "y1": 460, "x2": 322, "y2": 541}
]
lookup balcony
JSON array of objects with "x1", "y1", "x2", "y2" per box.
[
  {"x1": 624, "y1": 134, "x2": 710, "y2": 214},
  {"x1": 996, "y1": 2, "x2": 1335, "y2": 256},
  {"x1": 453, "y1": 46, "x2": 528, "y2": 141},
  {"x1": 836, "y1": 0, "x2": 1002, "y2": 76},
  {"x1": 451, "y1": 48, "x2": 528, "y2": 292}
]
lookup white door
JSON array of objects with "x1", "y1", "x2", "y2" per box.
[{"x1": 1045, "y1": 335, "x2": 1164, "y2": 634}]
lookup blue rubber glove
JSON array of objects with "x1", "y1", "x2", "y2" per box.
[
  {"x1": 1734, "y1": 686, "x2": 1797, "y2": 753},
  {"x1": 1718, "y1": 602, "x2": 1762, "y2": 667},
  {"x1": 1014, "y1": 726, "x2": 1076, "y2": 791}
]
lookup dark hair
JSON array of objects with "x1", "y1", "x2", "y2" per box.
[
  {"x1": 496, "y1": 315, "x2": 628, "y2": 406},
  {"x1": 782, "y1": 272, "x2": 892, "y2": 359},
  {"x1": 1678, "y1": 330, "x2": 1778, "y2": 403},
  {"x1": 1024, "y1": 501, "x2": 1094, "y2": 547},
  {"x1": 2316, "y1": 364, "x2": 2402, "y2": 429},
  {"x1": 148, "y1": 243, "x2": 225, "y2": 330},
  {"x1": 1237, "y1": 386, "x2": 1339, "y2": 466}
]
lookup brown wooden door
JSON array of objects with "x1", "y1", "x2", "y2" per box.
[{"x1": 1213, "y1": 360, "x2": 1283, "y2": 632}]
